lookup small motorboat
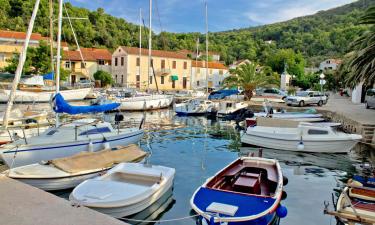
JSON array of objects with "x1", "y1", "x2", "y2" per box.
[
  {"x1": 215, "y1": 101, "x2": 249, "y2": 118},
  {"x1": 175, "y1": 98, "x2": 217, "y2": 116},
  {"x1": 191, "y1": 157, "x2": 287, "y2": 225},
  {"x1": 5, "y1": 145, "x2": 147, "y2": 191},
  {"x1": 241, "y1": 119, "x2": 362, "y2": 153},
  {"x1": 70, "y1": 162, "x2": 175, "y2": 218},
  {"x1": 325, "y1": 175, "x2": 375, "y2": 224}
]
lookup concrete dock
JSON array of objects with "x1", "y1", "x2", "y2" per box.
[{"x1": 0, "y1": 176, "x2": 129, "y2": 225}]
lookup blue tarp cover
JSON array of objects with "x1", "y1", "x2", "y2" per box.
[
  {"x1": 208, "y1": 89, "x2": 239, "y2": 100},
  {"x1": 53, "y1": 93, "x2": 120, "y2": 114},
  {"x1": 353, "y1": 175, "x2": 375, "y2": 188},
  {"x1": 193, "y1": 187, "x2": 276, "y2": 220},
  {"x1": 43, "y1": 72, "x2": 54, "y2": 80}
]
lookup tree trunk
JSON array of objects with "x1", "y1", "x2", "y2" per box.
[{"x1": 244, "y1": 89, "x2": 253, "y2": 101}]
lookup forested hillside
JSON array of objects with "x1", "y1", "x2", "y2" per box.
[{"x1": 0, "y1": 0, "x2": 374, "y2": 66}]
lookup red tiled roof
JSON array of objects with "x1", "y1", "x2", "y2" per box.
[
  {"x1": 0, "y1": 30, "x2": 44, "y2": 40},
  {"x1": 192, "y1": 61, "x2": 227, "y2": 69},
  {"x1": 120, "y1": 46, "x2": 188, "y2": 60},
  {"x1": 327, "y1": 59, "x2": 342, "y2": 64},
  {"x1": 63, "y1": 48, "x2": 112, "y2": 61}
]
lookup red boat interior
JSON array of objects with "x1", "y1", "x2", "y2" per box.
[{"x1": 206, "y1": 158, "x2": 279, "y2": 197}]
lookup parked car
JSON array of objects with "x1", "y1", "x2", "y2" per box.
[
  {"x1": 286, "y1": 91, "x2": 327, "y2": 107},
  {"x1": 365, "y1": 88, "x2": 375, "y2": 109},
  {"x1": 256, "y1": 88, "x2": 287, "y2": 100}
]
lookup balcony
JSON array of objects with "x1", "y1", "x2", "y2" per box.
[{"x1": 154, "y1": 68, "x2": 171, "y2": 76}]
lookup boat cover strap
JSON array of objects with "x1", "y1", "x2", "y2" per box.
[
  {"x1": 50, "y1": 144, "x2": 147, "y2": 173},
  {"x1": 52, "y1": 93, "x2": 120, "y2": 115}
]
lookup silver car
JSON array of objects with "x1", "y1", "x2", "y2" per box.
[
  {"x1": 286, "y1": 91, "x2": 327, "y2": 107},
  {"x1": 365, "y1": 89, "x2": 375, "y2": 109}
]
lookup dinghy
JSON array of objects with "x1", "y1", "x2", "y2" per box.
[
  {"x1": 241, "y1": 119, "x2": 362, "y2": 153},
  {"x1": 70, "y1": 162, "x2": 175, "y2": 218},
  {"x1": 325, "y1": 175, "x2": 375, "y2": 224},
  {"x1": 5, "y1": 145, "x2": 147, "y2": 191},
  {"x1": 190, "y1": 157, "x2": 287, "y2": 225}
]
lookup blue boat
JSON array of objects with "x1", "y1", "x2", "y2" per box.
[{"x1": 190, "y1": 157, "x2": 287, "y2": 225}]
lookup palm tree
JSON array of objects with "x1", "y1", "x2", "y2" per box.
[
  {"x1": 345, "y1": 6, "x2": 375, "y2": 87},
  {"x1": 223, "y1": 62, "x2": 279, "y2": 100}
]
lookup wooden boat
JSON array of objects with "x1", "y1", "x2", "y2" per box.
[
  {"x1": 325, "y1": 175, "x2": 375, "y2": 225},
  {"x1": 190, "y1": 157, "x2": 287, "y2": 225},
  {"x1": 69, "y1": 162, "x2": 175, "y2": 218},
  {"x1": 241, "y1": 118, "x2": 362, "y2": 153},
  {"x1": 5, "y1": 145, "x2": 147, "y2": 191}
]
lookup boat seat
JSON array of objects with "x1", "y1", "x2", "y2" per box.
[{"x1": 232, "y1": 173, "x2": 261, "y2": 194}]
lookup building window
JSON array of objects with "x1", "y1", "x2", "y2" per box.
[
  {"x1": 115, "y1": 75, "x2": 118, "y2": 83},
  {"x1": 219, "y1": 70, "x2": 223, "y2": 75},
  {"x1": 98, "y1": 59, "x2": 105, "y2": 65},
  {"x1": 136, "y1": 57, "x2": 140, "y2": 66},
  {"x1": 161, "y1": 59, "x2": 165, "y2": 69},
  {"x1": 0, "y1": 54, "x2": 5, "y2": 62},
  {"x1": 183, "y1": 77, "x2": 187, "y2": 89},
  {"x1": 121, "y1": 75, "x2": 124, "y2": 84},
  {"x1": 121, "y1": 57, "x2": 124, "y2": 66},
  {"x1": 172, "y1": 80, "x2": 176, "y2": 89},
  {"x1": 136, "y1": 75, "x2": 140, "y2": 88},
  {"x1": 115, "y1": 57, "x2": 118, "y2": 66},
  {"x1": 183, "y1": 61, "x2": 187, "y2": 69},
  {"x1": 161, "y1": 76, "x2": 164, "y2": 84},
  {"x1": 151, "y1": 59, "x2": 154, "y2": 66},
  {"x1": 172, "y1": 61, "x2": 176, "y2": 69},
  {"x1": 65, "y1": 61, "x2": 71, "y2": 69},
  {"x1": 149, "y1": 76, "x2": 153, "y2": 84},
  {"x1": 81, "y1": 62, "x2": 86, "y2": 68},
  {"x1": 197, "y1": 81, "x2": 200, "y2": 86}
]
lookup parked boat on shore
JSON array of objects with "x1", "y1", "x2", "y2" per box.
[
  {"x1": 191, "y1": 156, "x2": 287, "y2": 225},
  {"x1": 5, "y1": 144, "x2": 147, "y2": 191},
  {"x1": 241, "y1": 118, "x2": 362, "y2": 153},
  {"x1": 70, "y1": 162, "x2": 175, "y2": 218}
]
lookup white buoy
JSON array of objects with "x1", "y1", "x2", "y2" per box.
[
  {"x1": 88, "y1": 141, "x2": 93, "y2": 152},
  {"x1": 103, "y1": 141, "x2": 110, "y2": 149},
  {"x1": 297, "y1": 141, "x2": 305, "y2": 151}
]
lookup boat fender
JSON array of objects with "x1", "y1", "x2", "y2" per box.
[
  {"x1": 103, "y1": 141, "x2": 110, "y2": 149},
  {"x1": 297, "y1": 141, "x2": 304, "y2": 151},
  {"x1": 88, "y1": 141, "x2": 94, "y2": 152},
  {"x1": 283, "y1": 176, "x2": 289, "y2": 186},
  {"x1": 281, "y1": 190, "x2": 287, "y2": 200},
  {"x1": 276, "y1": 204, "x2": 288, "y2": 218}
]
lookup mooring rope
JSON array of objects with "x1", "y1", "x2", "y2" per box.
[{"x1": 121, "y1": 214, "x2": 200, "y2": 223}]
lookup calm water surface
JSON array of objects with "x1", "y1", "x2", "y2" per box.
[{"x1": 2, "y1": 104, "x2": 374, "y2": 225}]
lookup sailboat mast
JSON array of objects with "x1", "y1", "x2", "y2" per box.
[
  {"x1": 55, "y1": 0, "x2": 63, "y2": 127},
  {"x1": 205, "y1": 2, "x2": 209, "y2": 94},
  {"x1": 49, "y1": 0, "x2": 54, "y2": 72},
  {"x1": 148, "y1": 0, "x2": 152, "y2": 91},
  {"x1": 2, "y1": 0, "x2": 41, "y2": 129},
  {"x1": 139, "y1": 8, "x2": 142, "y2": 89}
]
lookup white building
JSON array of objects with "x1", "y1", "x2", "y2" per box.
[
  {"x1": 319, "y1": 59, "x2": 342, "y2": 71},
  {"x1": 280, "y1": 70, "x2": 292, "y2": 91},
  {"x1": 191, "y1": 61, "x2": 229, "y2": 89}
]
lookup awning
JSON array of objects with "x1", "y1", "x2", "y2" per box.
[{"x1": 171, "y1": 75, "x2": 178, "y2": 81}]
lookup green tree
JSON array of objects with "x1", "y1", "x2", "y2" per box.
[
  {"x1": 345, "y1": 6, "x2": 375, "y2": 87},
  {"x1": 223, "y1": 62, "x2": 279, "y2": 100},
  {"x1": 94, "y1": 70, "x2": 113, "y2": 87}
]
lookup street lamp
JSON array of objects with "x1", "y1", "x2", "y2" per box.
[{"x1": 319, "y1": 73, "x2": 326, "y2": 104}]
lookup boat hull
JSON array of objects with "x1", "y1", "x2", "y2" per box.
[
  {"x1": 241, "y1": 133, "x2": 358, "y2": 153},
  {"x1": 0, "y1": 130, "x2": 144, "y2": 167},
  {"x1": 118, "y1": 95, "x2": 173, "y2": 111},
  {"x1": 0, "y1": 88, "x2": 91, "y2": 103},
  {"x1": 13, "y1": 171, "x2": 103, "y2": 191},
  {"x1": 79, "y1": 174, "x2": 174, "y2": 218}
]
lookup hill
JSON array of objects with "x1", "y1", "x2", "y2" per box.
[{"x1": 0, "y1": 0, "x2": 374, "y2": 66}]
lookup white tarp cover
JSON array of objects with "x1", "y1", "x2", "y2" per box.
[{"x1": 20, "y1": 76, "x2": 45, "y2": 86}]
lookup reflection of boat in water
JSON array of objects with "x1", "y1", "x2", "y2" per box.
[{"x1": 122, "y1": 188, "x2": 175, "y2": 225}]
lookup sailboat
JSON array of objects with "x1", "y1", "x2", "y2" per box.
[
  {"x1": 0, "y1": 0, "x2": 144, "y2": 168},
  {"x1": 115, "y1": 5, "x2": 173, "y2": 111},
  {"x1": 175, "y1": 4, "x2": 213, "y2": 116}
]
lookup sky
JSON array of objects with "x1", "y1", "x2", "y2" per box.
[{"x1": 67, "y1": 0, "x2": 357, "y2": 33}]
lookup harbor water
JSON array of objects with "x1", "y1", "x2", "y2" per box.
[{"x1": 1, "y1": 105, "x2": 373, "y2": 225}]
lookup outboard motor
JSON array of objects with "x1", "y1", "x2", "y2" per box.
[{"x1": 114, "y1": 113, "x2": 124, "y2": 125}]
